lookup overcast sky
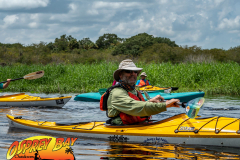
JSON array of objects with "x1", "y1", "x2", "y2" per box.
[{"x1": 0, "y1": 0, "x2": 240, "y2": 50}]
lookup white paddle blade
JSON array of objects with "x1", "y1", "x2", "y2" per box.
[
  {"x1": 143, "y1": 91, "x2": 151, "y2": 100},
  {"x1": 23, "y1": 71, "x2": 44, "y2": 80},
  {"x1": 164, "y1": 88, "x2": 172, "y2": 93},
  {"x1": 185, "y1": 97, "x2": 205, "y2": 119}
]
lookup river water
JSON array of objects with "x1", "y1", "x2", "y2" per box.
[{"x1": 1, "y1": 92, "x2": 240, "y2": 160}]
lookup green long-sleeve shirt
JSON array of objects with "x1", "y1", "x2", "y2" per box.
[{"x1": 107, "y1": 87, "x2": 167, "y2": 124}]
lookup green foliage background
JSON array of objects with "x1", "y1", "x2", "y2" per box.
[
  {"x1": 1, "y1": 32, "x2": 239, "y2": 65},
  {"x1": 0, "y1": 32, "x2": 240, "y2": 95},
  {"x1": 1, "y1": 62, "x2": 240, "y2": 95}
]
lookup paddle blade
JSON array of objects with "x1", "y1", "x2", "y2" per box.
[
  {"x1": 143, "y1": 91, "x2": 151, "y2": 100},
  {"x1": 23, "y1": 71, "x2": 44, "y2": 80},
  {"x1": 185, "y1": 97, "x2": 205, "y2": 119},
  {"x1": 164, "y1": 88, "x2": 172, "y2": 93}
]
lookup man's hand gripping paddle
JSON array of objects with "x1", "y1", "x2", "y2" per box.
[{"x1": 143, "y1": 91, "x2": 205, "y2": 119}]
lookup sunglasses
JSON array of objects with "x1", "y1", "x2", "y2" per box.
[{"x1": 124, "y1": 70, "x2": 138, "y2": 74}]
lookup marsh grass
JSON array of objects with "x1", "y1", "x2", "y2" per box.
[{"x1": 0, "y1": 62, "x2": 239, "y2": 95}]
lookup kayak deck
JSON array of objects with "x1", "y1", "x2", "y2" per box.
[{"x1": 7, "y1": 113, "x2": 240, "y2": 147}]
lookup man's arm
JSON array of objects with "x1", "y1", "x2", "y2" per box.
[
  {"x1": 3, "y1": 79, "x2": 11, "y2": 89},
  {"x1": 108, "y1": 88, "x2": 167, "y2": 117}
]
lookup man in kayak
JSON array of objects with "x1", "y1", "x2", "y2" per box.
[
  {"x1": 0, "y1": 79, "x2": 11, "y2": 89},
  {"x1": 136, "y1": 72, "x2": 151, "y2": 87},
  {"x1": 105, "y1": 59, "x2": 180, "y2": 125}
]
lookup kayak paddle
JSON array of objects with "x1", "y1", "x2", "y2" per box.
[
  {"x1": 143, "y1": 91, "x2": 205, "y2": 119},
  {"x1": 143, "y1": 90, "x2": 186, "y2": 107},
  {"x1": 0, "y1": 71, "x2": 44, "y2": 83}
]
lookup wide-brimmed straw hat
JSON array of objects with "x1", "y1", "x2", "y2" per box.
[
  {"x1": 140, "y1": 72, "x2": 147, "y2": 77},
  {"x1": 113, "y1": 59, "x2": 142, "y2": 82}
]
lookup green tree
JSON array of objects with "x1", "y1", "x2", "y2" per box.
[
  {"x1": 79, "y1": 38, "x2": 97, "y2": 50},
  {"x1": 96, "y1": 33, "x2": 122, "y2": 49},
  {"x1": 54, "y1": 34, "x2": 68, "y2": 51},
  {"x1": 68, "y1": 38, "x2": 79, "y2": 50},
  {"x1": 112, "y1": 33, "x2": 178, "y2": 56}
]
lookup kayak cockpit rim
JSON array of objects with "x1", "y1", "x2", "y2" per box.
[{"x1": 104, "y1": 113, "x2": 189, "y2": 128}]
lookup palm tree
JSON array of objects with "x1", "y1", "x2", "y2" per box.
[{"x1": 65, "y1": 147, "x2": 76, "y2": 160}]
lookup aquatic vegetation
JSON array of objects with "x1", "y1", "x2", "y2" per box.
[{"x1": 0, "y1": 62, "x2": 239, "y2": 95}]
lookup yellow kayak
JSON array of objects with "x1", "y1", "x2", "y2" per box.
[
  {"x1": 7, "y1": 113, "x2": 240, "y2": 147},
  {"x1": 138, "y1": 85, "x2": 174, "y2": 93},
  {"x1": 0, "y1": 93, "x2": 71, "y2": 108}
]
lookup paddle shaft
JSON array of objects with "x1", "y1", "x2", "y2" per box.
[
  {"x1": 161, "y1": 100, "x2": 186, "y2": 108},
  {"x1": 176, "y1": 102, "x2": 186, "y2": 108},
  {"x1": 0, "y1": 70, "x2": 44, "y2": 84},
  {"x1": 143, "y1": 90, "x2": 186, "y2": 108},
  {"x1": 0, "y1": 77, "x2": 24, "y2": 84}
]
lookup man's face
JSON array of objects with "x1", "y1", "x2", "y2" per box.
[
  {"x1": 141, "y1": 76, "x2": 146, "y2": 80},
  {"x1": 119, "y1": 70, "x2": 138, "y2": 86}
]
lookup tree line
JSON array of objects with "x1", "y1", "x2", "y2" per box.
[{"x1": 0, "y1": 32, "x2": 239, "y2": 65}]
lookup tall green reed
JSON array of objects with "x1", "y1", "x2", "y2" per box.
[{"x1": 0, "y1": 62, "x2": 239, "y2": 95}]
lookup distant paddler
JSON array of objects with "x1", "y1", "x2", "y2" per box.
[{"x1": 136, "y1": 72, "x2": 151, "y2": 87}]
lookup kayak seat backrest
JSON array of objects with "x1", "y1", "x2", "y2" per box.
[{"x1": 14, "y1": 116, "x2": 22, "y2": 119}]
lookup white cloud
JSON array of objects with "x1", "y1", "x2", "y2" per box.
[
  {"x1": 28, "y1": 22, "x2": 38, "y2": 28},
  {"x1": 99, "y1": 17, "x2": 152, "y2": 37},
  {"x1": 175, "y1": 30, "x2": 202, "y2": 42},
  {"x1": 67, "y1": 27, "x2": 82, "y2": 34},
  {"x1": 92, "y1": 1, "x2": 141, "y2": 9},
  {"x1": 214, "y1": 0, "x2": 225, "y2": 6},
  {"x1": 158, "y1": 0, "x2": 168, "y2": 4},
  {"x1": 0, "y1": 0, "x2": 240, "y2": 49},
  {"x1": 30, "y1": 14, "x2": 40, "y2": 20},
  {"x1": 69, "y1": 3, "x2": 78, "y2": 12},
  {"x1": 218, "y1": 16, "x2": 240, "y2": 29},
  {"x1": 86, "y1": 1, "x2": 143, "y2": 17},
  {"x1": 0, "y1": 0, "x2": 49, "y2": 9},
  {"x1": 87, "y1": 9, "x2": 99, "y2": 15},
  {"x1": 3, "y1": 15, "x2": 19, "y2": 27}
]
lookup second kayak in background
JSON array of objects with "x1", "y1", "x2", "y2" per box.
[
  {"x1": 0, "y1": 93, "x2": 71, "y2": 108},
  {"x1": 74, "y1": 91, "x2": 205, "y2": 103}
]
